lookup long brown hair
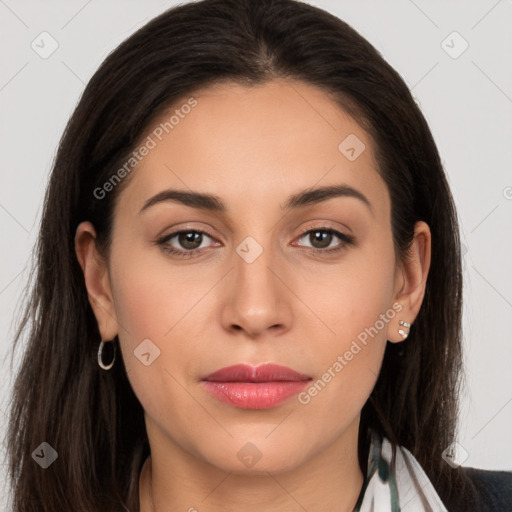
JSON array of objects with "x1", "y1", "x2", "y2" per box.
[{"x1": 6, "y1": 0, "x2": 480, "y2": 510}]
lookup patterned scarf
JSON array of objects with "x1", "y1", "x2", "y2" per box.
[{"x1": 354, "y1": 430, "x2": 448, "y2": 511}]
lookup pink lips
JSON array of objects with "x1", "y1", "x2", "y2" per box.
[{"x1": 201, "y1": 363, "x2": 312, "y2": 409}]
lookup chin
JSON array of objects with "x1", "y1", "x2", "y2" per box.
[{"x1": 204, "y1": 448, "x2": 305, "y2": 476}]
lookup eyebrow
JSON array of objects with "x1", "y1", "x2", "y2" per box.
[{"x1": 140, "y1": 184, "x2": 373, "y2": 216}]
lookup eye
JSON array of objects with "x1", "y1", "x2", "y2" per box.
[
  {"x1": 156, "y1": 229, "x2": 218, "y2": 258},
  {"x1": 293, "y1": 227, "x2": 354, "y2": 255},
  {"x1": 156, "y1": 226, "x2": 355, "y2": 259}
]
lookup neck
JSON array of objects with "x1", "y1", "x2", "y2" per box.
[{"x1": 139, "y1": 419, "x2": 364, "y2": 512}]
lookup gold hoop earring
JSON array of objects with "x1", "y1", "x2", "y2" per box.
[{"x1": 98, "y1": 339, "x2": 116, "y2": 370}]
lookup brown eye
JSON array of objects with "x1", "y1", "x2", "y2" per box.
[
  {"x1": 295, "y1": 228, "x2": 354, "y2": 254},
  {"x1": 307, "y1": 230, "x2": 334, "y2": 249},
  {"x1": 157, "y1": 229, "x2": 217, "y2": 258},
  {"x1": 176, "y1": 231, "x2": 204, "y2": 250}
]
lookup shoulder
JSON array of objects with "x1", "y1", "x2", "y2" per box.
[{"x1": 459, "y1": 466, "x2": 512, "y2": 512}]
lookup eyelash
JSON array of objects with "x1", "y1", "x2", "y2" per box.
[{"x1": 156, "y1": 226, "x2": 355, "y2": 259}]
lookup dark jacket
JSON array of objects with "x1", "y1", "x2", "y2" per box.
[{"x1": 458, "y1": 466, "x2": 512, "y2": 512}]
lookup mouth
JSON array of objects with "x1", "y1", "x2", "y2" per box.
[{"x1": 201, "y1": 363, "x2": 312, "y2": 409}]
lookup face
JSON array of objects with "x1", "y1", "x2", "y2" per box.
[{"x1": 77, "y1": 78, "x2": 430, "y2": 476}]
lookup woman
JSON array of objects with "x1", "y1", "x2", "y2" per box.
[{"x1": 6, "y1": 0, "x2": 511, "y2": 510}]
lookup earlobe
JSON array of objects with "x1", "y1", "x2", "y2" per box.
[
  {"x1": 387, "y1": 221, "x2": 431, "y2": 343},
  {"x1": 74, "y1": 221, "x2": 118, "y2": 341}
]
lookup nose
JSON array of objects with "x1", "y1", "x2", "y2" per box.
[{"x1": 220, "y1": 243, "x2": 293, "y2": 339}]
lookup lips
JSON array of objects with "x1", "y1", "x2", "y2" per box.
[
  {"x1": 201, "y1": 363, "x2": 312, "y2": 409},
  {"x1": 202, "y1": 363, "x2": 311, "y2": 383}
]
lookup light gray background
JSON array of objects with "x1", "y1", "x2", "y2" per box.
[{"x1": 1, "y1": 0, "x2": 511, "y2": 509}]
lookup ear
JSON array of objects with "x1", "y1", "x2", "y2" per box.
[
  {"x1": 386, "y1": 221, "x2": 431, "y2": 343},
  {"x1": 75, "y1": 221, "x2": 118, "y2": 341}
]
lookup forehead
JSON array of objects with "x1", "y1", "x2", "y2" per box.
[{"x1": 117, "y1": 79, "x2": 388, "y2": 218}]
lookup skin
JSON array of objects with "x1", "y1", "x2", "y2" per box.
[{"x1": 75, "y1": 78, "x2": 431, "y2": 512}]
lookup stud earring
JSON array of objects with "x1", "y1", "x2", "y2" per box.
[{"x1": 398, "y1": 320, "x2": 411, "y2": 340}]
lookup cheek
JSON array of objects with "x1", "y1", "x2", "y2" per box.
[
  {"x1": 300, "y1": 237, "x2": 396, "y2": 348},
  {"x1": 109, "y1": 257, "x2": 195, "y2": 421},
  {"x1": 107, "y1": 242, "x2": 221, "y2": 404},
  {"x1": 295, "y1": 241, "x2": 395, "y2": 416},
  {"x1": 109, "y1": 243, "x2": 206, "y2": 341},
  {"x1": 297, "y1": 285, "x2": 390, "y2": 434}
]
